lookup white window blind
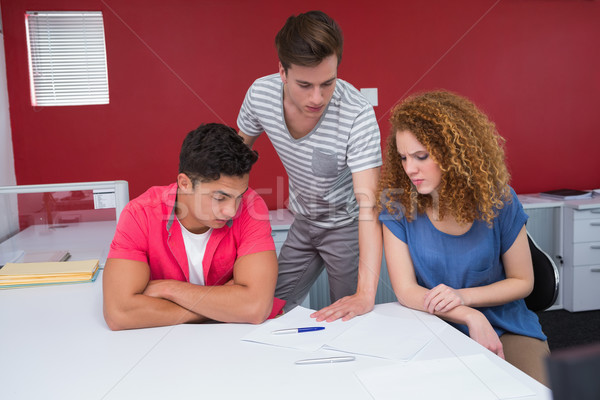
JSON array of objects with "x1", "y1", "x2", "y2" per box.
[{"x1": 25, "y1": 11, "x2": 109, "y2": 106}]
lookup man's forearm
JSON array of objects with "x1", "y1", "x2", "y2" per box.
[
  {"x1": 355, "y1": 214, "x2": 383, "y2": 300},
  {"x1": 150, "y1": 280, "x2": 273, "y2": 324},
  {"x1": 104, "y1": 293, "x2": 206, "y2": 331},
  {"x1": 352, "y1": 167, "x2": 383, "y2": 302}
]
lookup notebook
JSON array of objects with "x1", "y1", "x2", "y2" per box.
[{"x1": 539, "y1": 189, "x2": 592, "y2": 200}]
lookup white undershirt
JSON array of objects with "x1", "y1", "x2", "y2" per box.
[{"x1": 178, "y1": 219, "x2": 212, "y2": 286}]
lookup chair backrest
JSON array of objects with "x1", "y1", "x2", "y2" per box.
[{"x1": 524, "y1": 232, "x2": 560, "y2": 312}]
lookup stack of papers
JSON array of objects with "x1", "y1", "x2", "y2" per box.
[
  {"x1": 242, "y1": 305, "x2": 540, "y2": 400},
  {"x1": 242, "y1": 306, "x2": 434, "y2": 360},
  {"x1": 0, "y1": 259, "x2": 99, "y2": 288}
]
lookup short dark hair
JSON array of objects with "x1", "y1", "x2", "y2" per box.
[
  {"x1": 179, "y1": 123, "x2": 258, "y2": 184},
  {"x1": 275, "y1": 10, "x2": 343, "y2": 72}
]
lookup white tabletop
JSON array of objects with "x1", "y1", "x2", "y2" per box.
[{"x1": 0, "y1": 272, "x2": 552, "y2": 400}]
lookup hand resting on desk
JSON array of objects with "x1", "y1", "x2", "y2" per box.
[{"x1": 310, "y1": 292, "x2": 374, "y2": 322}]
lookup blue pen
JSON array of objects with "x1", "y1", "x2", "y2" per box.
[{"x1": 271, "y1": 327, "x2": 325, "y2": 335}]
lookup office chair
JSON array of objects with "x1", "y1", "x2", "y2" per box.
[{"x1": 524, "y1": 232, "x2": 560, "y2": 312}]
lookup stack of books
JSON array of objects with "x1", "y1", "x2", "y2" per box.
[
  {"x1": 0, "y1": 259, "x2": 99, "y2": 289},
  {"x1": 539, "y1": 189, "x2": 593, "y2": 200}
]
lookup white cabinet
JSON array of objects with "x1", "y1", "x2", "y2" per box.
[{"x1": 562, "y1": 202, "x2": 600, "y2": 312}]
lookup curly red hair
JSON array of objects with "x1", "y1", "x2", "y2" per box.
[{"x1": 378, "y1": 90, "x2": 511, "y2": 226}]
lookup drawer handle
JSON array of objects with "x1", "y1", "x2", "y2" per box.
[
  {"x1": 591, "y1": 209, "x2": 600, "y2": 214},
  {"x1": 591, "y1": 245, "x2": 600, "y2": 250},
  {"x1": 592, "y1": 268, "x2": 600, "y2": 273},
  {"x1": 591, "y1": 222, "x2": 600, "y2": 227}
]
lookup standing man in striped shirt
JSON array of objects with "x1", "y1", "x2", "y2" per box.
[{"x1": 237, "y1": 10, "x2": 382, "y2": 322}]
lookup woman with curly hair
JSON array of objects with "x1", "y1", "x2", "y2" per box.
[{"x1": 378, "y1": 90, "x2": 549, "y2": 384}]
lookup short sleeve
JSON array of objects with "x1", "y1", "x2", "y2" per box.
[
  {"x1": 237, "y1": 83, "x2": 264, "y2": 137},
  {"x1": 346, "y1": 105, "x2": 382, "y2": 173},
  {"x1": 379, "y1": 206, "x2": 409, "y2": 244},
  {"x1": 499, "y1": 188, "x2": 529, "y2": 255},
  {"x1": 107, "y1": 202, "x2": 150, "y2": 263},
  {"x1": 235, "y1": 190, "x2": 276, "y2": 257}
]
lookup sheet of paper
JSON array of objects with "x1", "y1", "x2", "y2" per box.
[
  {"x1": 355, "y1": 354, "x2": 536, "y2": 400},
  {"x1": 372, "y1": 302, "x2": 449, "y2": 336},
  {"x1": 241, "y1": 306, "x2": 363, "y2": 352},
  {"x1": 323, "y1": 312, "x2": 434, "y2": 360}
]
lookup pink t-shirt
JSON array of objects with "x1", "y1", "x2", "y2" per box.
[{"x1": 108, "y1": 183, "x2": 275, "y2": 286}]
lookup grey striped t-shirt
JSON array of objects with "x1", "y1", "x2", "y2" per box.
[{"x1": 237, "y1": 73, "x2": 382, "y2": 228}]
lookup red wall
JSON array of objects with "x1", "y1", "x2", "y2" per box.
[{"x1": 2, "y1": 0, "x2": 599, "y2": 209}]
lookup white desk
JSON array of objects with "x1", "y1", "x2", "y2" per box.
[
  {"x1": 0, "y1": 272, "x2": 551, "y2": 400},
  {"x1": 0, "y1": 221, "x2": 116, "y2": 267}
]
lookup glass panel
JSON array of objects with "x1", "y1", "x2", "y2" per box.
[{"x1": 0, "y1": 184, "x2": 125, "y2": 268}]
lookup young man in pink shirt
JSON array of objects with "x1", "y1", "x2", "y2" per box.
[{"x1": 103, "y1": 123, "x2": 284, "y2": 330}]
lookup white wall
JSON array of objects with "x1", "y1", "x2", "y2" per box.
[{"x1": 0, "y1": 29, "x2": 19, "y2": 242}]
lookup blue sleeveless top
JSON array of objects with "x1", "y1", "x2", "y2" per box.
[{"x1": 379, "y1": 188, "x2": 546, "y2": 340}]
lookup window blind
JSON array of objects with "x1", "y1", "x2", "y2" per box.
[{"x1": 25, "y1": 11, "x2": 109, "y2": 106}]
